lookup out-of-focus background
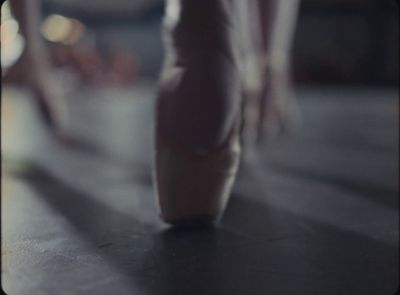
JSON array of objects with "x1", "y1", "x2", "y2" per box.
[
  {"x1": 2, "y1": 0, "x2": 398, "y2": 85},
  {"x1": 2, "y1": 1, "x2": 399, "y2": 295},
  {"x1": 295, "y1": 0, "x2": 398, "y2": 85}
]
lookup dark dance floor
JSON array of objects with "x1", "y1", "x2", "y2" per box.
[{"x1": 2, "y1": 84, "x2": 398, "y2": 295}]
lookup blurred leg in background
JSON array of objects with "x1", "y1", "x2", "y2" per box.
[
  {"x1": 256, "y1": 0, "x2": 301, "y2": 143},
  {"x1": 239, "y1": 0, "x2": 300, "y2": 151},
  {"x1": 6, "y1": 0, "x2": 67, "y2": 134}
]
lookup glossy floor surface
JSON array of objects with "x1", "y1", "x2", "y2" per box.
[{"x1": 2, "y1": 85, "x2": 399, "y2": 295}]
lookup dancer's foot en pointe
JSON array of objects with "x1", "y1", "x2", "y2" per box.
[{"x1": 155, "y1": 0, "x2": 241, "y2": 226}]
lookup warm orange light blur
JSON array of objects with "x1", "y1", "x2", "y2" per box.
[{"x1": 41, "y1": 14, "x2": 85, "y2": 45}]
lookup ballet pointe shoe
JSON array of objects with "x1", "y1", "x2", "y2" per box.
[
  {"x1": 155, "y1": 107, "x2": 241, "y2": 226},
  {"x1": 152, "y1": 0, "x2": 244, "y2": 227},
  {"x1": 154, "y1": 0, "x2": 242, "y2": 226}
]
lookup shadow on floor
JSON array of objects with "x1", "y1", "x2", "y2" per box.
[
  {"x1": 268, "y1": 162, "x2": 398, "y2": 210},
  {"x1": 15, "y1": 164, "x2": 398, "y2": 295}
]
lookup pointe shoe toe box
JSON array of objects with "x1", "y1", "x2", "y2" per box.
[{"x1": 155, "y1": 124, "x2": 240, "y2": 225}]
